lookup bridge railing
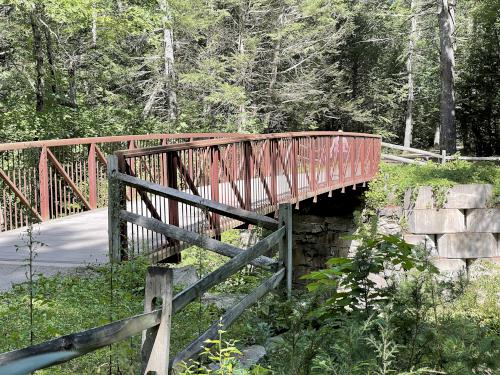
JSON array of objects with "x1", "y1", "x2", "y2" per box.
[
  {"x1": 0, "y1": 133, "x2": 233, "y2": 232},
  {"x1": 112, "y1": 131, "x2": 381, "y2": 260}
]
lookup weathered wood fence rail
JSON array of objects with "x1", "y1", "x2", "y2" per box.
[
  {"x1": 382, "y1": 142, "x2": 500, "y2": 165},
  {"x1": 0, "y1": 163, "x2": 293, "y2": 374}
]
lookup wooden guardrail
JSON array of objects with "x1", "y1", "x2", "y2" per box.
[
  {"x1": 381, "y1": 142, "x2": 500, "y2": 165},
  {"x1": 0, "y1": 159, "x2": 293, "y2": 374}
]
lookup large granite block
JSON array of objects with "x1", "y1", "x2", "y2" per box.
[
  {"x1": 406, "y1": 209, "x2": 465, "y2": 234},
  {"x1": 444, "y1": 184, "x2": 493, "y2": 208},
  {"x1": 431, "y1": 258, "x2": 467, "y2": 274},
  {"x1": 404, "y1": 184, "x2": 493, "y2": 209},
  {"x1": 437, "y1": 233, "x2": 498, "y2": 258},
  {"x1": 404, "y1": 234, "x2": 438, "y2": 256},
  {"x1": 467, "y1": 209, "x2": 500, "y2": 233},
  {"x1": 404, "y1": 187, "x2": 434, "y2": 209}
]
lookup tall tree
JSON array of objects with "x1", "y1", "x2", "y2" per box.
[
  {"x1": 404, "y1": 0, "x2": 418, "y2": 147},
  {"x1": 438, "y1": 0, "x2": 457, "y2": 153},
  {"x1": 29, "y1": 3, "x2": 44, "y2": 112}
]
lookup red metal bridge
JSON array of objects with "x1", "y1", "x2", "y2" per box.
[{"x1": 0, "y1": 132, "x2": 380, "y2": 277}]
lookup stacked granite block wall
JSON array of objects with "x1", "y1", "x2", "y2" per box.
[{"x1": 403, "y1": 184, "x2": 499, "y2": 271}]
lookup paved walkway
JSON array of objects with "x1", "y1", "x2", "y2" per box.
[{"x1": 0, "y1": 209, "x2": 108, "y2": 291}]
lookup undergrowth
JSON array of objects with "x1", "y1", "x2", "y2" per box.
[{"x1": 0, "y1": 257, "x2": 225, "y2": 374}]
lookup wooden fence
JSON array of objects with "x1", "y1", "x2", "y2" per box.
[
  {"x1": 0, "y1": 159, "x2": 293, "y2": 374},
  {"x1": 382, "y1": 142, "x2": 500, "y2": 165}
]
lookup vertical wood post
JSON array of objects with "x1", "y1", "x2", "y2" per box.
[
  {"x1": 243, "y1": 141, "x2": 252, "y2": 211},
  {"x1": 210, "y1": 147, "x2": 221, "y2": 237},
  {"x1": 166, "y1": 152, "x2": 180, "y2": 261},
  {"x1": 278, "y1": 203, "x2": 292, "y2": 298},
  {"x1": 88, "y1": 143, "x2": 97, "y2": 209},
  {"x1": 441, "y1": 150, "x2": 446, "y2": 165},
  {"x1": 142, "y1": 267, "x2": 173, "y2": 375},
  {"x1": 108, "y1": 154, "x2": 127, "y2": 262},
  {"x1": 39, "y1": 146, "x2": 50, "y2": 221}
]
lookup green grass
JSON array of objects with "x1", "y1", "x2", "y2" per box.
[
  {"x1": 0, "y1": 257, "x2": 226, "y2": 374},
  {"x1": 365, "y1": 160, "x2": 500, "y2": 211}
]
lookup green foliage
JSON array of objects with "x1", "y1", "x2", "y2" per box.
[
  {"x1": 256, "y1": 230, "x2": 500, "y2": 375},
  {"x1": 302, "y1": 232, "x2": 429, "y2": 319},
  {"x1": 365, "y1": 160, "x2": 500, "y2": 212},
  {"x1": 448, "y1": 261, "x2": 500, "y2": 331},
  {"x1": 180, "y1": 323, "x2": 271, "y2": 374},
  {"x1": 0, "y1": 257, "x2": 221, "y2": 374}
]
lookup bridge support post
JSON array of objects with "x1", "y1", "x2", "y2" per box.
[
  {"x1": 88, "y1": 143, "x2": 97, "y2": 209},
  {"x1": 108, "y1": 154, "x2": 128, "y2": 262},
  {"x1": 243, "y1": 141, "x2": 252, "y2": 211},
  {"x1": 39, "y1": 146, "x2": 50, "y2": 221},
  {"x1": 142, "y1": 266, "x2": 173, "y2": 375},
  {"x1": 279, "y1": 203, "x2": 293, "y2": 298}
]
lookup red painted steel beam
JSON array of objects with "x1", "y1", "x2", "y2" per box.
[
  {"x1": 94, "y1": 144, "x2": 108, "y2": 167},
  {"x1": 123, "y1": 161, "x2": 163, "y2": 223},
  {"x1": 117, "y1": 132, "x2": 382, "y2": 158},
  {"x1": 219, "y1": 158, "x2": 245, "y2": 209},
  {"x1": 88, "y1": 144, "x2": 97, "y2": 209},
  {"x1": 0, "y1": 167, "x2": 43, "y2": 222},
  {"x1": 0, "y1": 133, "x2": 238, "y2": 152},
  {"x1": 177, "y1": 155, "x2": 218, "y2": 229},
  {"x1": 210, "y1": 147, "x2": 221, "y2": 236},
  {"x1": 46, "y1": 148, "x2": 92, "y2": 210},
  {"x1": 39, "y1": 146, "x2": 50, "y2": 221}
]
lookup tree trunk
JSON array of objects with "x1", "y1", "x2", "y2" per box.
[
  {"x1": 67, "y1": 59, "x2": 77, "y2": 108},
  {"x1": 438, "y1": 0, "x2": 456, "y2": 154},
  {"x1": 160, "y1": 0, "x2": 177, "y2": 121},
  {"x1": 237, "y1": 13, "x2": 246, "y2": 133},
  {"x1": 42, "y1": 19, "x2": 57, "y2": 95},
  {"x1": 29, "y1": 4, "x2": 44, "y2": 112},
  {"x1": 404, "y1": 0, "x2": 417, "y2": 148},
  {"x1": 91, "y1": 7, "x2": 97, "y2": 47}
]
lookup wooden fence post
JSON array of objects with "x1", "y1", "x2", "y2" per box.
[
  {"x1": 142, "y1": 267, "x2": 173, "y2": 375},
  {"x1": 278, "y1": 203, "x2": 292, "y2": 298},
  {"x1": 108, "y1": 154, "x2": 127, "y2": 261},
  {"x1": 441, "y1": 150, "x2": 446, "y2": 164}
]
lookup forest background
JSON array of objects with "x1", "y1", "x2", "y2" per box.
[{"x1": 0, "y1": 0, "x2": 498, "y2": 155}]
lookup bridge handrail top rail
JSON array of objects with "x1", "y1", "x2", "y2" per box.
[
  {"x1": 116, "y1": 131, "x2": 382, "y2": 158},
  {"x1": 0, "y1": 132, "x2": 239, "y2": 152}
]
